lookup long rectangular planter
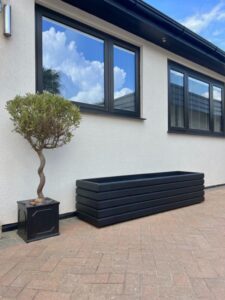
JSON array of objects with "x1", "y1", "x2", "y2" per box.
[{"x1": 76, "y1": 171, "x2": 204, "y2": 227}]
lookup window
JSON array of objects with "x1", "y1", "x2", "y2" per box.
[
  {"x1": 168, "y1": 61, "x2": 224, "y2": 136},
  {"x1": 213, "y1": 86, "x2": 223, "y2": 133},
  {"x1": 169, "y1": 70, "x2": 184, "y2": 128},
  {"x1": 113, "y1": 46, "x2": 136, "y2": 112},
  {"x1": 188, "y1": 77, "x2": 210, "y2": 131},
  {"x1": 42, "y1": 17, "x2": 105, "y2": 107},
  {"x1": 36, "y1": 6, "x2": 140, "y2": 117}
]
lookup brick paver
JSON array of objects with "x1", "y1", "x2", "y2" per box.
[{"x1": 0, "y1": 187, "x2": 225, "y2": 299}]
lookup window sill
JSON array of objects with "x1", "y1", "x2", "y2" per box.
[
  {"x1": 168, "y1": 128, "x2": 225, "y2": 138},
  {"x1": 80, "y1": 107, "x2": 146, "y2": 121}
]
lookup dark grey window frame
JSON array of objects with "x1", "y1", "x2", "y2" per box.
[
  {"x1": 168, "y1": 60, "x2": 225, "y2": 137},
  {"x1": 35, "y1": 5, "x2": 141, "y2": 119}
]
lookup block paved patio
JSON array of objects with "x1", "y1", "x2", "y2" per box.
[{"x1": 1, "y1": 187, "x2": 225, "y2": 299}]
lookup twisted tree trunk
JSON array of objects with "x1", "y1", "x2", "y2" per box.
[{"x1": 36, "y1": 150, "x2": 46, "y2": 201}]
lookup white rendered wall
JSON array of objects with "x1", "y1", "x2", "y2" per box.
[{"x1": 0, "y1": 0, "x2": 225, "y2": 224}]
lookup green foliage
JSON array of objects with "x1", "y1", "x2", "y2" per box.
[
  {"x1": 43, "y1": 68, "x2": 61, "y2": 94},
  {"x1": 6, "y1": 93, "x2": 81, "y2": 151}
]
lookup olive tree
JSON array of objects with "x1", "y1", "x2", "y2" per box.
[{"x1": 6, "y1": 93, "x2": 81, "y2": 203}]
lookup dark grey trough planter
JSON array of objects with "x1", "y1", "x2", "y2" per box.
[{"x1": 76, "y1": 171, "x2": 204, "y2": 227}]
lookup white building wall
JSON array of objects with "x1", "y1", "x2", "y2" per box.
[{"x1": 0, "y1": 0, "x2": 225, "y2": 224}]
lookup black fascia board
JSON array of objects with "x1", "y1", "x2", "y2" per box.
[{"x1": 61, "y1": 0, "x2": 225, "y2": 76}]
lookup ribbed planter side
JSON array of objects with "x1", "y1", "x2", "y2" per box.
[{"x1": 76, "y1": 171, "x2": 204, "y2": 227}]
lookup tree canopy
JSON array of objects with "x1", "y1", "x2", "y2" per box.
[
  {"x1": 6, "y1": 93, "x2": 81, "y2": 152},
  {"x1": 6, "y1": 93, "x2": 81, "y2": 201}
]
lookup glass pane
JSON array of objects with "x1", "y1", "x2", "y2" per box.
[
  {"x1": 42, "y1": 17, "x2": 104, "y2": 106},
  {"x1": 188, "y1": 77, "x2": 210, "y2": 130},
  {"x1": 170, "y1": 70, "x2": 184, "y2": 128},
  {"x1": 213, "y1": 86, "x2": 223, "y2": 132},
  {"x1": 113, "y1": 45, "x2": 136, "y2": 111}
]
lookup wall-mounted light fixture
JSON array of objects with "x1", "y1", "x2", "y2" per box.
[
  {"x1": 3, "y1": 3, "x2": 11, "y2": 37},
  {"x1": 0, "y1": 1, "x2": 12, "y2": 37}
]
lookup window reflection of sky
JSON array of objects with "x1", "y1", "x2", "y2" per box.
[
  {"x1": 170, "y1": 70, "x2": 184, "y2": 87},
  {"x1": 188, "y1": 77, "x2": 209, "y2": 98},
  {"x1": 42, "y1": 18, "x2": 135, "y2": 105}
]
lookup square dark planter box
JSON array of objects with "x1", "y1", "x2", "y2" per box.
[
  {"x1": 76, "y1": 171, "x2": 204, "y2": 227},
  {"x1": 17, "y1": 198, "x2": 59, "y2": 243}
]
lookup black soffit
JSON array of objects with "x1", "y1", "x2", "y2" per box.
[{"x1": 61, "y1": 0, "x2": 225, "y2": 77}]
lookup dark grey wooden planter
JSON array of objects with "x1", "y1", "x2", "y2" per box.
[
  {"x1": 76, "y1": 171, "x2": 204, "y2": 227},
  {"x1": 17, "y1": 198, "x2": 59, "y2": 243}
]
